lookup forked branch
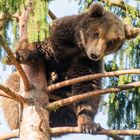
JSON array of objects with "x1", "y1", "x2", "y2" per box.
[
  {"x1": 0, "y1": 84, "x2": 25, "y2": 104},
  {"x1": 0, "y1": 90, "x2": 12, "y2": 99}
]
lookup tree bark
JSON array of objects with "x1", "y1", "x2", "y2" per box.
[{"x1": 19, "y1": 61, "x2": 51, "y2": 140}]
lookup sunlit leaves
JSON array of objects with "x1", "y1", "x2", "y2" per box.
[
  {"x1": 0, "y1": 0, "x2": 50, "y2": 71},
  {"x1": 0, "y1": 0, "x2": 25, "y2": 14},
  {"x1": 105, "y1": 61, "x2": 118, "y2": 72},
  {"x1": 27, "y1": 0, "x2": 49, "y2": 42}
]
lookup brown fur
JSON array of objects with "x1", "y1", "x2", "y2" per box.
[
  {"x1": 1, "y1": 72, "x2": 20, "y2": 129},
  {"x1": 1, "y1": 3, "x2": 139, "y2": 132}
]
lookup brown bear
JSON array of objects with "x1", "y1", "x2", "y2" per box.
[{"x1": 1, "y1": 3, "x2": 139, "y2": 133}]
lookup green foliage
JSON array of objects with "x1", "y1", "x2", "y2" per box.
[
  {"x1": 11, "y1": 19, "x2": 19, "y2": 49},
  {"x1": 1, "y1": 56, "x2": 8, "y2": 64},
  {"x1": 0, "y1": 0, "x2": 50, "y2": 71},
  {"x1": 0, "y1": 0, "x2": 23, "y2": 14},
  {"x1": 50, "y1": 104, "x2": 60, "y2": 112},
  {"x1": 27, "y1": 0, "x2": 49, "y2": 42},
  {"x1": 0, "y1": 0, "x2": 50, "y2": 46},
  {"x1": 105, "y1": 61, "x2": 118, "y2": 72}
]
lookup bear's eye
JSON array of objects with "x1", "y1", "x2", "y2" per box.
[
  {"x1": 108, "y1": 40, "x2": 115, "y2": 47},
  {"x1": 93, "y1": 32, "x2": 99, "y2": 38}
]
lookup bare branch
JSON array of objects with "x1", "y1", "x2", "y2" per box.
[
  {"x1": 0, "y1": 129, "x2": 18, "y2": 139},
  {"x1": 0, "y1": 90, "x2": 13, "y2": 99},
  {"x1": 0, "y1": 35, "x2": 30, "y2": 91},
  {"x1": 51, "y1": 127, "x2": 124, "y2": 140},
  {"x1": 51, "y1": 127, "x2": 140, "y2": 138},
  {"x1": 3, "y1": 127, "x2": 140, "y2": 140},
  {"x1": 2, "y1": 128, "x2": 140, "y2": 140},
  {"x1": 48, "y1": 69, "x2": 140, "y2": 92},
  {"x1": 47, "y1": 81, "x2": 140, "y2": 109},
  {"x1": 98, "y1": 129, "x2": 140, "y2": 136},
  {"x1": 48, "y1": 9, "x2": 57, "y2": 20},
  {"x1": 101, "y1": 128, "x2": 124, "y2": 140},
  {"x1": 0, "y1": 84, "x2": 25, "y2": 104}
]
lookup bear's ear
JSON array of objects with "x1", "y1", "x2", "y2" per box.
[
  {"x1": 88, "y1": 3, "x2": 104, "y2": 18},
  {"x1": 124, "y1": 24, "x2": 140, "y2": 39}
]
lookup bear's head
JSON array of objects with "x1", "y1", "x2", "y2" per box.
[{"x1": 76, "y1": 3, "x2": 140, "y2": 61}]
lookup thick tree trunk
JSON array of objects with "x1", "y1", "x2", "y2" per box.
[
  {"x1": 19, "y1": 61, "x2": 51, "y2": 140},
  {"x1": 20, "y1": 89, "x2": 50, "y2": 140}
]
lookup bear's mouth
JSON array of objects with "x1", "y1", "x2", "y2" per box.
[{"x1": 87, "y1": 52, "x2": 104, "y2": 61}]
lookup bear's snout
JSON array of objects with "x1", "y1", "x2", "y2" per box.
[
  {"x1": 90, "y1": 53, "x2": 99, "y2": 60},
  {"x1": 86, "y1": 45, "x2": 105, "y2": 61}
]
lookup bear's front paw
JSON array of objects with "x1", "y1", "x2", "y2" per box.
[{"x1": 78, "y1": 114, "x2": 101, "y2": 133}]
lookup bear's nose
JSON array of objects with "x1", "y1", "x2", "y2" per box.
[{"x1": 91, "y1": 53, "x2": 98, "y2": 60}]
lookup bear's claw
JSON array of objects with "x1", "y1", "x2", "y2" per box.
[
  {"x1": 79, "y1": 122, "x2": 101, "y2": 134},
  {"x1": 78, "y1": 114, "x2": 101, "y2": 134}
]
